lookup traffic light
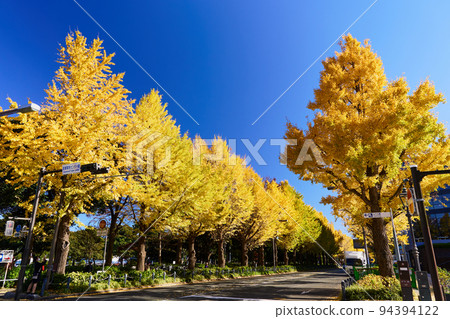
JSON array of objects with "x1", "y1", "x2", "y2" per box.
[{"x1": 80, "y1": 163, "x2": 110, "y2": 175}]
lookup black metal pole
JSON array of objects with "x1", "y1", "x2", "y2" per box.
[
  {"x1": 406, "y1": 206, "x2": 421, "y2": 271},
  {"x1": 410, "y1": 165, "x2": 444, "y2": 301},
  {"x1": 15, "y1": 168, "x2": 45, "y2": 300}
]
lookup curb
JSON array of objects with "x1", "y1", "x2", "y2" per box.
[{"x1": 2, "y1": 269, "x2": 304, "y2": 300}]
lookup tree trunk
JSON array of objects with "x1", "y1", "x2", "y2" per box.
[
  {"x1": 273, "y1": 240, "x2": 278, "y2": 267},
  {"x1": 176, "y1": 239, "x2": 183, "y2": 264},
  {"x1": 53, "y1": 214, "x2": 72, "y2": 274},
  {"x1": 137, "y1": 235, "x2": 146, "y2": 271},
  {"x1": 217, "y1": 238, "x2": 225, "y2": 268},
  {"x1": 187, "y1": 235, "x2": 196, "y2": 270},
  {"x1": 158, "y1": 233, "x2": 162, "y2": 264},
  {"x1": 259, "y1": 245, "x2": 265, "y2": 266},
  {"x1": 371, "y1": 217, "x2": 395, "y2": 276},
  {"x1": 241, "y1": 240, "x2": 248, "y2": 266},
  {"x1": 284, "y1": 250, "x2": 289, "y2": 265}
]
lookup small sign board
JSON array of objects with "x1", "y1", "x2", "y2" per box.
[
  {"x1": 0, "y1": 250, "x2": 14, "y2": 263},
  {"x1": 353, "y1": 239, "x2": 364, "y2": 249},
  {"x1": 363, "y1": 212, "x2": 391, "y2": 219},
  {"x1": 398, "y1": 260, "x2": 414, "y2": 301},
  {"x1": 62, "y1": 163, "x2": 81, "y2": 175},
  {"x1": 4, "y1": 221, "x2": 14, "y2": 237},
  {"x1": 97, "y1": 229, "x2": 108, "y2": 237}
]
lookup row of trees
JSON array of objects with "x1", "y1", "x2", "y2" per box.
[{"x1": 0, "y1": 31, "x2": 348, "y2": 274}]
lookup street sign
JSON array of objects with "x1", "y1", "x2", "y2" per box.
[
  {"x1": 4, "y1": 221, "x2": 14, "y2": 237},
  {"x1": 363, "y1": 212, "x2": 391, "y2": 218},
  {"x1": 353, "y1": 239, "x2": 364, "y2": 249},
  {"x1": 20, "y1": 226, "x2": 28, "y2": 238},
  {"x1": 0, "y1": 250, "x2": 14, "y2": 263},
  {"x1": 15, "y1": 224, "x2": 22, "y2": 232},
  {"x1": 62, "y1": 162, "x2": 81, "y2": 175},
  {"x1": 99, "y1": 220, "x2": 107, "y2": 229},
  {"x1": 97, "y1": 229, "x2": 108, "y2": 237}
]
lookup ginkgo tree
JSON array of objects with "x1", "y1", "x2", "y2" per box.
[
  {"x1": 0, "y1": 31, "x2": 134, "y2": 274},
  {"x1": 275, "y1": 181, "x2": 322, "y2": 265},
  {"x1": 284, "y1": 34, "x2": 450, "y2": 276},
  {"x1": 126, "y1": 90, "x2": 196, "y2": 271},
  {"x1": 208, "y1": 138, "x2": 254, "y2": 268},
  {"x1": 165, "y1": 136, "x2": 226, "y2": 270}
]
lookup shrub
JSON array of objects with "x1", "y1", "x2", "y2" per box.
[
  {"x1": 345, "y1": 274, "x2": 402, "y2": 301},
  {"x1": 438, "y1": 267, "x2": 450, "y2": 294}
]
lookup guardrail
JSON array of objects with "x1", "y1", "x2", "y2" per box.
[{"x1": 341, "y1": 277, "x2": 353, "y2": 301}]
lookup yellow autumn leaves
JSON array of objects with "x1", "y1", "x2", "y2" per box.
[{"x1": 0, "y1": 31, "x2": 345, "y2": 272}]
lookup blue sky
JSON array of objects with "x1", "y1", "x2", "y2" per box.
[{"x1": 1, "y1": 1, "x2": 450, "y2": 236}]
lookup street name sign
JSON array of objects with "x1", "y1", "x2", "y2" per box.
[
  {"x1": 363, "y1": 212, "x2": 391, "y2": 219},
  {"x1": 62, "y1": 163, "x2": 81, "y2": 175},
  {"x1": 0, "y1": 250, "x2": 14, "y2": 263}
]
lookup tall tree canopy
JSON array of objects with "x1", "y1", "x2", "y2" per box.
[{"x1": 284, "y1": 34, "x2": 450, "y2": 276}]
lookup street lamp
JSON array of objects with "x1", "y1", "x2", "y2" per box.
[
  {"x1": 399, "y1": 186, "x2": 421, "y2": 271},
  {"x1": 0, "y1": 103, "x2": 40, "y2": 117}
]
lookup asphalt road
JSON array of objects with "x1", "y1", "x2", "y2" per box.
[{"x1": 63, "y1": 268, "x2": 347, "y2": 301}]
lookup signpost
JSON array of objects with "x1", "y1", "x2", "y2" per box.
[
  {"x1": 98, "y1": 220, "x2": 108, "y2": 272},
  {"x1": 0, "y1": 250, "x2": 14, "y2": 289},
  {"x1": 62, "y1": 163, "x2": 81, "y2": 175},
  {"x1": 4, "y1": 221, "x2": 14, "y2": 237}
]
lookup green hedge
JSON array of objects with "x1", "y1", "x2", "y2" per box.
[
  {"x1": 438, "y1": 267, "x2": 450, "y2": 294},
  {"x1": 345, "y1": 274, "x2": 402, "y2": 301}
]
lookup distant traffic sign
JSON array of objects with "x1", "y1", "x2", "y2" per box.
[
  {"x1": 4, "y1": 221, "x2": 14, "y2": 237},
  {"x1": 97, "y1": 229, "x2": 108, "y2": 237},
  {"x1": 363, "y1": 212, "x2": 391, "y2": 218},
  {"x1": 0, "y1": 250, "x2": 14, "y2": 263},
  {"x1": 62, "y1": 163, "x2": 81, "y2": 175},
  {"x1": 99, "y1": 220, "x2": 107, "y2": 229}
]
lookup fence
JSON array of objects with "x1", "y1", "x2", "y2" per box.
[{"x1": 352, "y1": 266, "x2": 417, "y2": 288}]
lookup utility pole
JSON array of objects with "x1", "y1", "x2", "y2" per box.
[
  {"x1": 390, "y1": 209, "x2": 402, "y2": 262},
  {"x1": 15, "y1": 168, "x2": 45, "y2": 300},
  {"x1": 410, "y1": 165, "x2": 445, "y2": 301}
]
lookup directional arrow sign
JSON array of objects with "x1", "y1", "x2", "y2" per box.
[
  {"x1": 363, "y1": 212, "x2": 391, "y2": 219},
  {"x1": 62, "y1": 163, "x2": 81, "y2": 175},
  {"x1": 0, "y1": 250, "x2": 14, "y2": 263}
]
